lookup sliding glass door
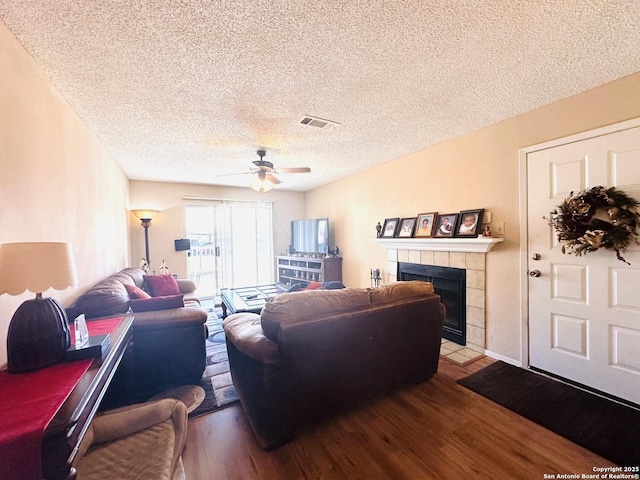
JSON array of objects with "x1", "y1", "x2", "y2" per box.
[
  {"x1": 184, "y1": 200, "x2": 274, "y2": 299},
  {"x1": 185, "y1": 203, "x2": 222, "y2": 300}
]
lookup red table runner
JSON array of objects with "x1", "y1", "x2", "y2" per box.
[{"x1": 0, "y1": 317, "x2": 123, "y2": 480}]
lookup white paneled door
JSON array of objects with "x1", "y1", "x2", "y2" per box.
[{"x1": 527, "y1": 126, "x2": 640, "y2": 405}]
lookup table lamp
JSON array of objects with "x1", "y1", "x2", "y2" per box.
[{"x1": 0, "y1": 242, "x2": 79, "y2": 373}]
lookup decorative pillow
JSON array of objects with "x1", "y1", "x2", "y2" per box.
[
  {"x1": 124, "y1": 284, "x2": 151, "y2": 299},
  {"x1": 287, "y1": 281, "x2": 310, "y2": 292},
  {"x1": 304, "y1": 281, "x2": 323, "y2": 290},
  {"x1": 129, "y1": 294, "x2": 184, "y2": 312},
  {"x1": 145, "y1": 275, "x2": 181, "y2": 297}
]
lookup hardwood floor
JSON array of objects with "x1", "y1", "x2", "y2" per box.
[{"x1": 183, "y1": 357, "x2": 611, "y2": 479}]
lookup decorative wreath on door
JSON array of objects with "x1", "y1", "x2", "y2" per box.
[{"x1": 546, "y1": 186, "x2": 640, "y2": 265}]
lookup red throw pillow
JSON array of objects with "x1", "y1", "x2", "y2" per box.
[
  {"x1": 124, "y1": 284, "x2": 152, "y2": 299},
  {"x1": 304, "y1": 281, "x2": 323, "y2": 290},
  {"x1": 145, "y1": 275, "x2": 181, "y2": 297},
  {"x1": 129, "y1": 294, "x2": 184, "y2": 312}
]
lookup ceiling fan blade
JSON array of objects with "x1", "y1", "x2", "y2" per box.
[
  {"x1": 265, "y1": 173, "x2": 281, "y2": 185},
  {"x1": 216, "y1": 171, "x2": 254, "y2": 177},
  {"x1": 278, "y1": 167, "x2": 311, "y2": 174}
]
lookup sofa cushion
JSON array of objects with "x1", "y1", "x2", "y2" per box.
[
  {"x1": 261, "y1": 288, "x2": 370, "y2": 341},
  {"x1": 121, "y1": 268, "x2": 146, "y2": 288},
  {"x1": 125, "y1": 284, "x2": 152, "y2": 299},
  {"x1": 71, "y1": 281, "x2": 130, "y2": 319},
  {"x1": 129, "y1": 295, "x2": 185, "y2": 313},
  {"x1": 368, "y1": 281, "x2": 435, "y2": 305},
  {"x1": 145, "y1": 275, "x2": 181, "y2": 297}
]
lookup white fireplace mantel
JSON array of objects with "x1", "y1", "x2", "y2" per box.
[{"x1": 372, "y1": 237, "x2": 503, "y2": 253}]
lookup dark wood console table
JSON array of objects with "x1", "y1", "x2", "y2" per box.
[
  {"x1": 0, "y1": 315, "x2": 133, "y2": 480},
  {"x1": 46, "y1": 315, "x2": 133, "y2": 479}
]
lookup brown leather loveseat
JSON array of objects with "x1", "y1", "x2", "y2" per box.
[
  {"x1": 223, "y1": 280, "x2": 445, "y2": 450},
  {"x1": 66, "y1": 268, "x2": 208, "y2": 401}
]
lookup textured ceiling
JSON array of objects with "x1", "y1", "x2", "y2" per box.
[{"x1": 1, "y1": 1, "x2": 639, "y2": 191}]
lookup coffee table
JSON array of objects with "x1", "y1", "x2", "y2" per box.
[{"x1": 220, "y1": 283, "x2": 287, "y2": 318}]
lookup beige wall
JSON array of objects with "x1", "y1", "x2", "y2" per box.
[
  {"x1": 0, "y1": 20, "x2": 130, "y2": 368},
  {"x1": 2, "y1": 10, "x2": 639, "y2": 367},
  {"x1": 129, "y1": 180, "x2": 305, "y2": 278},
  {"x1": 305, "y1": 72, "x2": 640, "y2": 362}
]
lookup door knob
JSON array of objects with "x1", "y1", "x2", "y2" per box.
[{"x1": 529, "y1": 270, "x2": 541, "y2": 277}]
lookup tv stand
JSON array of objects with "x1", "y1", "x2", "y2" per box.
[{"x1": 277, "y1": 255, "x2": 342, "y2": 286}]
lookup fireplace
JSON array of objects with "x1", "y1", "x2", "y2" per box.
[
  {"x1": 374, "y1": 236, "x2": 502, "y2": 363},
  {"x1": 398, "y1": 262, "x2": 467, "y2": 345}
]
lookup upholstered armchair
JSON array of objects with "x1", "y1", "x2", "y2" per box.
[{"x1": 75, "y1": 398, "x2": 188, "y2": 480}]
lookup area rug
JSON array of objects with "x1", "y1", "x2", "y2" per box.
[
  {"x1": 457, "y1": 361, "x2": 640, "y2": 466},
  {"x1": 188, "y1": 307, "x2": 239, "y2": 419}
]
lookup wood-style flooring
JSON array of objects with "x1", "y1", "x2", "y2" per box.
[{"x1": 183, "y1": 357, "x2": 611, "y2": 479}]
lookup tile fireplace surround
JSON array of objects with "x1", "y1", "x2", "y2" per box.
[{"x1": 373, "y1": 237, "x2": 503, "y2": 365}]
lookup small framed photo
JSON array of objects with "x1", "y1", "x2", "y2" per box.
[
  {"x1": 455, "y1": 209, "x2": 484, "y2": 237},
  {"x1": 381, "y1": 218, "x2": 399, "y2": 238},
  {"x1": 414, "y1": 212, "x2": 437, "y2": 238},
  {"x1": 397, "y1": 217, "x2": 417, "y2": 238},
  {"x1": 434, "y1": 213, "x2": 458, "y2": 238}
]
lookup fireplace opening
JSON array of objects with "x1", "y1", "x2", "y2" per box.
[{"x1": 398, "y1": 262, "x2": 466, "y2": 345}]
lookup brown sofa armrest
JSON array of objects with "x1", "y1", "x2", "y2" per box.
[
  {"x1": 176, "y1": 279, "x2": 197, "y2": 294},
  {"x1": 223, "y1": 313, "x2": 280, "y2": 363},
  {"x1": 91, "y1": 399, "x2": 187, "y2": 445}
]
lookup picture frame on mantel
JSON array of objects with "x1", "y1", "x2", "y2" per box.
[
  {"x1": 381, "y1": 218, "x2": 399, "y2": 238},
  {"x1": 455, "y1": 209, "x2": 484, "y2": 238},
  {"x1": 434, "y1": 213, "x2": 458, "y2": 238},
  {"x1": 397, "y1": 217, "x2": 416, "y2": 238},
  {"x1": 414, "y1": 212, "x2": 437, "y2": 238}
]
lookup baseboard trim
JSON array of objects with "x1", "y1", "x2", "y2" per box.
[{"x1": 484, "y1": 350, "x2": 521, "y2": 367}]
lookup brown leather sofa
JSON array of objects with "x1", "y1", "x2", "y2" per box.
[
  {"x1": 66, "y1": 268, "x2": 208, "y2": 401},
  {"x1": 223, "y1": 281, "x2": 445, "y2": 450}
]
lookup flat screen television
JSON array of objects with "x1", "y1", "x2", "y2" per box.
[{"x1": 291, "y1": 218, "x2": 329, "y2": 255}]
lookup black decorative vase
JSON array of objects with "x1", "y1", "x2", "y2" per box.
[{"x1": 7, "y1": 296, "x2": 71, "y2": 373}]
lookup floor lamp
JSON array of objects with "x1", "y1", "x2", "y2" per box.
[
  {"x1": 0, "y1": 242, "x2": 78, "y2": 373},
  {"x1": 132, "y1": 209, "x2": 159, "y2": 268}
]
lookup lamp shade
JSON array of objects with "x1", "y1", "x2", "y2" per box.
[
  {"x1": 131, "y1": 209, "x2": 159, "y2": 221},
  {"x1": 0, "y1": 242, "x2": 78, "y2": 295},
  {"x1": 0, "y1": 242, "x2": 78, "y2": 373}
]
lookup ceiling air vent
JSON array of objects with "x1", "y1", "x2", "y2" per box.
[{"x1": 300, "y1": 115, "x2": 340, "y2": 129}]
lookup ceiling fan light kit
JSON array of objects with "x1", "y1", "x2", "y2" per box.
[
  {"x1": 239, "y1": 150, "x2": 310, "y2": 192},
  {"x1": 250, "y1": 170, "x2": 274, "y2": 192}
]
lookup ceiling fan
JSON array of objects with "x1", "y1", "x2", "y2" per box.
[{"x1": 231, "y1": 150, "x2": 311, "y2": 192}]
